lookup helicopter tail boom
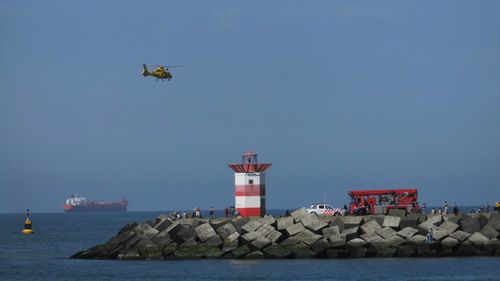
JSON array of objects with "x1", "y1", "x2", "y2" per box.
[{"x1": 142, "y1": 64, "x2": 150, "y2": 76}]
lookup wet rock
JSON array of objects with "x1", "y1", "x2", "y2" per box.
[
  {"x1": 222, "y1": 239, "x2": 239, "y2": 252},
  {"x1": 138, "y1": 243, "x2": 162, "y2": 260},
  {"x1": 118, "y1": 249, "x2": 142, "y2": 260},
  {"x1": 349, "y1": 247, "x2": 368, "y2": 258},
  {"x1": 395, "y1": 245, "x2": 415, "y2": 257},
  {"x1": 484, "y1": 239, "x2": 500, "y2": 253},
  {"x1": 245, "y1": 250, "x2": 264, "y2": 259},
  {"x1": 292, "y1": 243, "x2": 316, "y2": 258},
  {"x1": 263, "y1": 244, "x2": 293, "y2": 258},
  {"x1": 151, "y1": 231, "x2": 172, "y2": 248},
  {"x1": 232, "y1": 245, "x2": 251, "y2": 258}
]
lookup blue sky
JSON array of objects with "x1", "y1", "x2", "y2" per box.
[{"x1": 1, "y1": 1, "x2": 499, "y2": 212}]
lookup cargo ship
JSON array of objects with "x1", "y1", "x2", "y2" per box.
[{"x1": 63, "y1": 194, "x2": 128, "y2": 212}]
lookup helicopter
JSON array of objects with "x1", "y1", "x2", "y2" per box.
[{"x1": 142, "y1": 64, "x2": 183, "y2": 81}]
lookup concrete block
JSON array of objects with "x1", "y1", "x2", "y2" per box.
[
  {"x1": 310, "y1": 238, "x2": 330, "y2": 253},
  {"x1": 232, "y1": 217, "x2": 250, "y2": 234},
  {"x1": 154, "y1": 218, "x2": 173, "y2": 232},
  {"x1": 222, "y1": 239, "x2": 239, "y2": 252},
  {"x1": 375, "y1": 247, "x2": 397, "y2": 257},
  {"x1": 387, "y1": 235, "x2": 405, "y2": 247},
  {"x1": 117, "y1": 222, "x2": 138, "y2": 235},
  {"x1": 291, "y1": 208, "x2": 309, "y2": 223},
  {"x1": 433, "y1": 221, "x2": 459, "y2": 241},
  {"x1": 232, "y1": 245, "x2": 251, "y2": 258},
  {"x1": 266, "y1": 229, "x2": 283, "y2": 243},
  {"x1": 165, "y1": 222, "x2": 183, "y2": 236},
  {"x1": 488, "y1": 213, "x2": 500, "y2": 231},
  {"x1": 441, "y1": 237, "x2": 459, "y2": 248},
  {"x1": 280, "y1": 236, "x2": 300, "y2": 246},
  {"x1": 134, "y1": 223, "x2": 159, "y2": 239},
  {"x1": 241, "y1": 219, "x2": 264, "y2": 233},
  {"x1": 180, "y1": 237, "x2": 198, "y2": 246},
  {"x1": 322, "y1": 225, "x2": 340, "y2": 237},
  {"x1": 329, "y1": 234, "x2": 347, "y2": 248},
  {"x1": 194, "y1": 223, "x2": 217, "y2": 242},
  {"x1": 203, "y1": 235, "x2": 223, "y2": 246},
  {"x1": 347, "y1": 238, "x2": 367, "y2": 247},
  {"x1": 361, "y1": 219, "x2": 382, "y2": 234},
  {"x1": 260, "y1": 216, "x2": 276, "y2": 226},
  {"x1": 245, "y1": 250, "x2": 264, "y2": 259},
  {"x1": 395, "y1": 245, "x2": 416, "y2": 257},
  {"x1": 360, "y1": 232, "x2": 382, "y2": 243},
  {"x1": 250, "y1": 237, "x2": 272, "y2": 249},
  {"x1": 449, "y1": 230, "x2": 471, "y2": 242},
  {"x1": 256, "y1": 225, "x2": 275, "y2": 237},
  {"x1": 326, "y1": 249, "x2": 349, "y2": 258},
  {"x1": 300, "y1": 213, "x2": 319, "y2": 227},
  {"x1": 481, "y1": 224, "x2": 499, "y2": 239},
  {"x1": 369, "y1": 239, "x2": 391, "y2": 249},
  {"x1": 151, "y1": 232, "x2": 172, "y2": 248},
  {"x1": 107, "y1": 230, "x2": 136, "y2": 245},
  {"x1": 277, "y1": 216, "x2": 293, "y2": 230},
  {"x1": 342, "y1": 216, "x2": 363, "y2": 229},
  {"x1": 224, "y1": 232, "x2": 240, "y2": 243},
  {"x1": 162, "y1": 242, "x2": 177, "y2": 257},
  {"x1": 426, "y1": 215, "x2": 443, "y2": 225},
  {"x1": 176, "y1": 227, "x2": 195, "y2": 242},
  {"x1": 286, "y1": 223, "x2": 305, "y2": 236},
  {"x1": 382, "y1": 216, "x2": 401, "y2": 228},
  {"x1": 349, "y1": 247, "x2": 368, "y2": 258},
  {"x1": 363, "y1": 215, "x2": 384, "y2": 227},
  {"x1": 400, "y1": 216, "x2": 419, "y2": 229},
  {"x1": 460, "y1": 216, "x2": 481, "y2": 234},
  {"x1": 408, "y1": 234, "x2": 427, "y2": 245},
  {"x1": 241, "y1": 231, "x2": 260, "y2": 242},
  {"x1": 396, "y1": 227, "x2": 418, "y2": 239},
  {"x1": 216, "y1": 222, "x2": 238, "y2": 239},
  {"x1": 388, "y1": 208, "x2": 406, "y2": 218},
  {"x1": 292, "y1": 243, "x2": 316, "y2": 258},
  {"x1": 467, "y1": 232, "x2": 489, "y2": 247},
  {"x1": 376, "y1": 227, "x2": 397, "y2": 239},
  {"x1": 342, "y1": 226, "x2": 359, "y2": 241},
  {"x1": 294, "y1": 229, "x2": 322, "y2": 245},
  {"x1": 330, "y1": 217, "x2": 345, "y2": 233},
  {"x1": 306, "y1": 220, "x2": 328, "y2": 233},
  {"x1": 263, "y1": 244, "x2": 293, "y2": 258},
  {"x1": 484, "y1": 239, "x2": 500, "y2": 253}
]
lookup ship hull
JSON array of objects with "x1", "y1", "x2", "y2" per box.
[{"x1": 63, "y1": 202, "x2": 127, "y2": 212}]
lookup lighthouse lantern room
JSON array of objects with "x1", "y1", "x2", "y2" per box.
[{"x1": 228, "y1": 151, "x2": 271, "y2": 217}]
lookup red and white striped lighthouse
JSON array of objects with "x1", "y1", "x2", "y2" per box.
[{"x1": 228, "y1": 151, "x2": 271, "y2": 217}]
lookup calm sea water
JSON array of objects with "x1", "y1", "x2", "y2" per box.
[{"x1": 1, "y1": 211, "x2": 499, "y2": 281}]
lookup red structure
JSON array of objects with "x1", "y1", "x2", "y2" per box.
[
  {"x1": 348, "y1": 188, "x2": 419, "y2": 215},
  {"x1": 228, "y1": 151, "x2": 271, "y2": 217}
]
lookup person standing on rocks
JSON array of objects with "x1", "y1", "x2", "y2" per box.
[
  {"x1": 427, "y1": 228, "x2": 433, "y2": 243},
  {"x1": 444, "y1": 201, "x2": 448, "y2": 214},
  {"x1": 486, "y1": 202, "x2": 490, "y2": 213},
  {"x1": 209, "y1": 206, "x2": 215, "y2": 219},
  {"x1": 452, "y1": 202, "x2": 459, "y2": 215},
  {"x1": 224, "y1": 206, "x2": 229, "y2": 218}
]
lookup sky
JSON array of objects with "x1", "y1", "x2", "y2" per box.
[{"x1": 1, "y1": 1, "x2": 499, "y2": 213}]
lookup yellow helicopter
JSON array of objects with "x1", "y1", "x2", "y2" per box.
[{"x1": 142, "y1": 64, "x2": 183, "y2": 81}]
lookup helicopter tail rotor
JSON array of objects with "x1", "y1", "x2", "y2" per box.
[{"x1": 142, "y1": 64, "x2": 149, "y2": 76}]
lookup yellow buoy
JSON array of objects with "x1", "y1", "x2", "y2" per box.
[{"x1": 22, "y1": 209, "x2": 34, "y2": 235}]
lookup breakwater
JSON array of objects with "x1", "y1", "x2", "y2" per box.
[{"x1": 71, "y1": 208, "x2": 500, "y2": 260}]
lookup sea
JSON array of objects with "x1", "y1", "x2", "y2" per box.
[{"x1": 1, "y1": 211, "x2": 499, "y2": 281}]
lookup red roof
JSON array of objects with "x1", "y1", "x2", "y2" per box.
[{"x1": 228, "y1": 164, "x2": 271, "y2": 173}]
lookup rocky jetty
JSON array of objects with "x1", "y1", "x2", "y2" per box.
[{"x1": 71, "y1": 209, "x2": 500, "y2": 260}]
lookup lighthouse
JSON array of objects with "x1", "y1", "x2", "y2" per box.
[{"x1": 228, "y1": 151, "x2": 271, "y2": 217}]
